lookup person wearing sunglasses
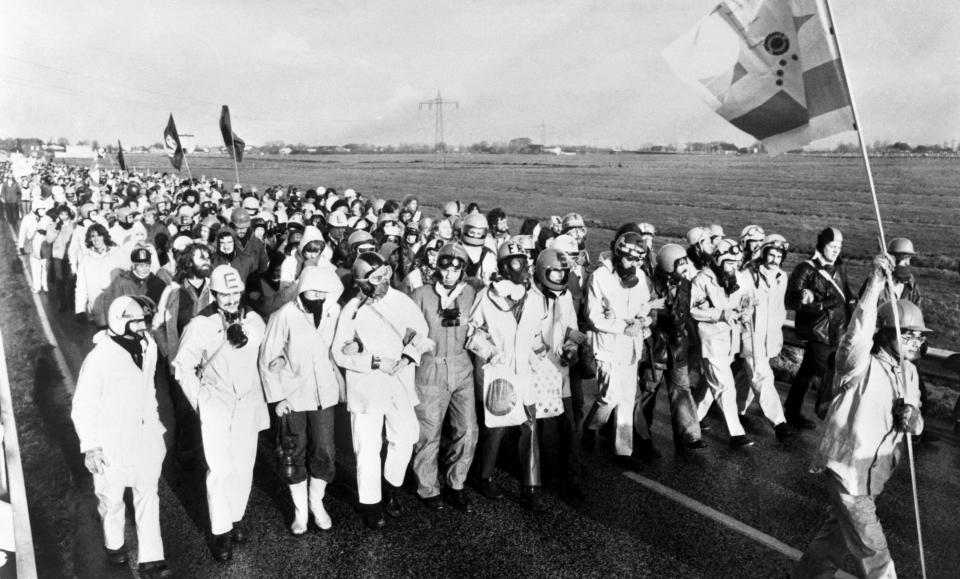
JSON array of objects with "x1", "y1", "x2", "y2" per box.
[
  {"x1": 794, "y1": 253, "x2": 928, "y2": 579},
  {"x1": 409, "y1": 243, "x2": 479, "y2": 513}
]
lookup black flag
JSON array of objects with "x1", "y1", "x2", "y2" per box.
[
  {"x1": 117, "y1": 139, "x2": 127, "y2": 171},
  {"x1": 219, "y1": 105, "x2": 245, "y2": 162},
  {"x1": 163, "y1": 114, "x2": 184, "y2": 170}
]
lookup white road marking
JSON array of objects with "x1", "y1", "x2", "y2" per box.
[
  {"x1": 622, "y1": 471, "x2": 856, "y2": 579},
  {"x1": 7, "y1": 224, "x2": 75, "y2": 392}
]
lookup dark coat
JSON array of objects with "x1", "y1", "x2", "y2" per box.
[{"x1": 786, "y1": 255, "x2": 856, "y2": 346}]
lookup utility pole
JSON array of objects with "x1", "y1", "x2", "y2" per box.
[
  {"x1": 534, "y1": 120, "x2": 551, "y2": 155},
  {"x1": 419, "y1": 90, "x2": 458, "y2": 166}
]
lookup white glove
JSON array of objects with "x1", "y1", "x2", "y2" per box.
[{"x1": 84, "y1": 448, "x2": 108, "y2": 475}]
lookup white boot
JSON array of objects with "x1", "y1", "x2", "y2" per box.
[
  {"x1": 309, "y1": 477, "x2": 332, "y2": 530},
  {"x1": 289, "y1": 481, "x2": 308, "y2": 535}
]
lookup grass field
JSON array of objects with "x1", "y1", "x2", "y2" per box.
[{"x1": 123, "y1": 152, "x2": 960, "y2": 349}]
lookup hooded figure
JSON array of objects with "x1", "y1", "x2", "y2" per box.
[{"x1": 260, "y1": 266, "x2": 345, "y2": 535}]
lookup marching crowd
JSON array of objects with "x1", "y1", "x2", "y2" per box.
[{"x1": 1, "y1": 158, "x2": 938, "y2": 578}]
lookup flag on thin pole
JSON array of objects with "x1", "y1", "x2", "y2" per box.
[
  {"x1": 663, "y1": 0, "x2": 855, "y2": 154},
  {"x1": 163, "y1": 114, "x2": 184, "y2": 170},
  {"x1": 117, "y1": 140, "x2": 127, "y2": 171},
  {"x1": 219, "y1": 106, "x2": 245, "y2": 162}
]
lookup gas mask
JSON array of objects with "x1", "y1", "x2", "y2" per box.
[{"x1": 499, "y1": 256, "x2": 530, "y2": 285}]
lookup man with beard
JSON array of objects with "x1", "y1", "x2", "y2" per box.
[
  {"x1": 173, "y1": 265, "x2": 268, "y2": 562},
  {"x1": 332, "y1": 252, "x2": 432, "y2": 529},
  {"x1": 260, "y1": 266, "x2": 344, "y2": 535},
  {"x1": 738, "y1": 235, "x2": 792, "y2": 441},
  {"x1": 686, "y1": 227, "x2": 714, "y2": 271},
  {"x1": 793, "y1": 254, "x2": 927, "y2": 578},
  {"x1": 101, "y1": 248, "x2": 168, "y2": 319},
  {"x1": 486, "y1": 207, "x2": 510, "y2": 250},
  {"x1": 71, "y1": 296, "x2": 172, "y2": 578},
  {"x1": 691, "y1": 239, "x2": 755, "y2": 447},
  {"x1": 409, "y1": 243, "x2": 479, "y2": 513},
  {"x1": 581, "y1": 232, "x2": 656, "y2": 468},
  {"x1": 228, "y1": 207, "x2": 270, "y2": 286},
  {"x1": 784, "y1": 227, "x2": 854, "y2": 429},
  {"x1": 640, "y1": 244, "x2": 707, "y2": 451},
  {"x1": 153, "y1": 242, "x2": 214, "y2": 467},
  {"x1": 467, "y1": 241, "x2": 548, "y2": 509}
]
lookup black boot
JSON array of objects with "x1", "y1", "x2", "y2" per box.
[
  {"x1": 211, "y1": 533, "x2": 232, "y2": 562},
  {"x1": 105, "y1": 545, "x2": 128, "y2": 566},
  {"x1": 479, "y1": 478, "x2": 503, "y2": 500},
  {"x1": 384, "y1": 484, "x2": 404, "y2": 518},
  {"x1": 230, "y1": 519, "x2": 247, "y2": 543},
  {"x1": 362, "y1": 502, "x2": 386, "y2": 530},
  {"x1": 138, "y1": 561, "x2": 173, "y2": 578},
  {"x1": 521, "y1": 486, "x2": 547, "y2": 513}
]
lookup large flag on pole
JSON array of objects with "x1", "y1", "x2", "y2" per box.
[
  {"x1": 117, "y1": 140, "x2": 127, "y2": 171},
  {"x1": 219, "y1": 105, "x2": 245, "y2": 162},
  {"x1": 163, "y1": 114, "x2": 184, "y2": 170},
  {"x1": 663, "y1": 0, "x2": 855, "y2": 154}
]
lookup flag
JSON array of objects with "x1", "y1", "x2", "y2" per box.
[
  {"x1": 663, "y1": 0, "x2": 855, "y2": 154},
  {"x1": 219, "y1": 105, "x2": 245, "y2": 162},
  {"x1": 117, "y1": 140, "x2": 127, "y2": 171},
  {"x1": 163, "y1": 113, "x2": 184, "y2": 170}
]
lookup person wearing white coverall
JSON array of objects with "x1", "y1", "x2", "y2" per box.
[
  {"x1": 793, "y1": 254, "x2": 926, "y2": 579},
  {"x1": 737, "y1": 234, "x2": 792, "y2": 440},
  {"x1": 582, "y1": 232, "x2": 655, "y2": 466},
  {"x1": 332, "y1": 252, "x2": 432, "y2": 530},
  {"x1": 259, "y1": 265, "x2": 344, "y2": 535},
  {"x1": 71, "y1": 295, "x2": 172, "y2": 579},
  {"x1": 172, "y1": 264, "x2": 269, "y2": 562},
  {"x1": 691, "y1": 238, "x2": 754, "y2": 447}
]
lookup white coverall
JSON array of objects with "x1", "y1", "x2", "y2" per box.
[
  {"x1": 585, "y1": 261, "x2": 652, "y2": 456},
  {"x1": 172, "y1": 307, "x2": 269, "y2": 535},
  {"x1": 738, "y1": 264, "x2": 788, "y2": 426},
  {"x1": 71, "y1": 332, "x2": 166, "y2": 563},
  {"x1": 332, "y1": 288, "x2": 431, "y2": 505},
  {"x1": 690, "y1": 267, "x2": 749, "y2": 438}
]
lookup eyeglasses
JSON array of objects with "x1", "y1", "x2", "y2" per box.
[{"x1": 901, "y1": 332, "x2": 927, "y2": 345}]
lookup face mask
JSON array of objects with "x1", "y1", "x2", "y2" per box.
[
  {"x1": 301, "y1": 295, "x2": 325, "y2": 315},
  {"x1": 893, "y1": 264, "x2": 912, "y2": 282}
]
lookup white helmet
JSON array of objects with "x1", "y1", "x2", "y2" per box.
[
  {"x1": 210, "y1": 264, "x2": 245, "y2": 294},
  {"x1": 107, "y1": 295, "x2": 146, "y2": 335}
]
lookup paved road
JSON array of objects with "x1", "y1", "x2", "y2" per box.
[{"x1": 10, "y1": 247, "x2": 960, "y2": 578}]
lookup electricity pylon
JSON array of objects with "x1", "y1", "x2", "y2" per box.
[{"x1": 419, "y1": 90, "x2": 458, "y2": 165}]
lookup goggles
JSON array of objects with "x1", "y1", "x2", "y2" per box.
[
  {"x1": 716, "y1": 245, "x2": 743, "y2": 259},
  {"x1": 617, "y1": 242, "x2": 646, "y2": 260},
  {"x1": 438, "y1": 255, "x2": 464, "y2": 271},
  {"x1": 363, "y1": 264, "x2": 393, "y2": 286},
  {"x1": 764, "y1": 240, "x2": 790, "y2": 253},
  {"x1": 901, "y1": 332, "x2": 927, "y2": 345},
  {"x1": 463, "y1": 226, "x2": 486, "y2": 240}
]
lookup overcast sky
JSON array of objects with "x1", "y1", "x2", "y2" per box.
[{"x1": 2, "y1": 0, "x2": 957, "y2": 148}]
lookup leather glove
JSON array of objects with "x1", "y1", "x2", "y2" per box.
[
  {"x1": 892, "y1": 399, "x2": 921, "y2": 433},
  {"x1": 84, "y1": 448, "x2": 108, "y2": 475}
]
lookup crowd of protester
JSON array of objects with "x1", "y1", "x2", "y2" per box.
[{"x1": 0, "y1": 157, "x2": 942, "y2": 577}]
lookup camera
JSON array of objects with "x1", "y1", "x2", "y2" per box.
[
  {"x1": 440, "y1": 306, "x2": 461, "y2": 327},
  {"x1": 226, "y1": 322, "x2": 249, "y2": 348}
]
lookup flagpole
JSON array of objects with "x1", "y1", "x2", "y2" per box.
[
  {"x1": 182, "y1": 150, "x2": 194, "y2": 183},
  {"x1": 822, "y1": 1, "x2": 926, "y2": 577},
  {"x1": 229, "y1": 132, "x2": 241, "y2": 190}
]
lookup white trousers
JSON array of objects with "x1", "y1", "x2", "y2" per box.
[
  {"x1": 696, "y1": 357, "x2": 745, "y2": 437},
  {"x1": 29, "y1": 255, "x2": 47, "y2": 292},
  {"x1": 93, "y1": 454, "x2": 165, "y2": 563},
  {"x1": 589, "y1": 360, "x2": 642, "y2": 456},
  {"x1": 738, "y1": 353, "x2": 787, "y2": 426},
  {"x1": 202, "y1": 418, "x2": 259, "y2": 535},
  {"x1": 351, "y1": 406, "x2": 419, "y2": 505}
]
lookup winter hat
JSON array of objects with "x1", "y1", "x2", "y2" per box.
[{"x1": 816, "y1": 227, "x2": 843, "y2": 252}]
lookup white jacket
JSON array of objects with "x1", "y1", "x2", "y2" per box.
[
  {"x1": 172, "y1": 307, "x2": 270, "y2": 433},
  {"x1": 690, "y1": 268, "x2": 750, "y2": 360},
  {"x1": 75, "y1": 246, "x2": 125, "y2": 321},
  {"x1": 332, "y1": 289, "x2": 431, "y2": 414},
  {"x1": 71, "y1": 333, "x2": 165, "y2": 468},
  {"x1": 586, "y1": 261, "x2": 651, "y2": 364},
  {"x1": 741, "y1": 264, "x2": 787, "y2": 359},
  {"x1": 259, "y1": 297, "x2": 345, "y2": 411}
]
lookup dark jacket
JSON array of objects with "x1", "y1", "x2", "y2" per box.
[
  {"x1": 649, "y1": 272, "x2": 694, "y2": 369},
  {"x1": 786, "y1": 255, "x2": 856, "y2": 346}
]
